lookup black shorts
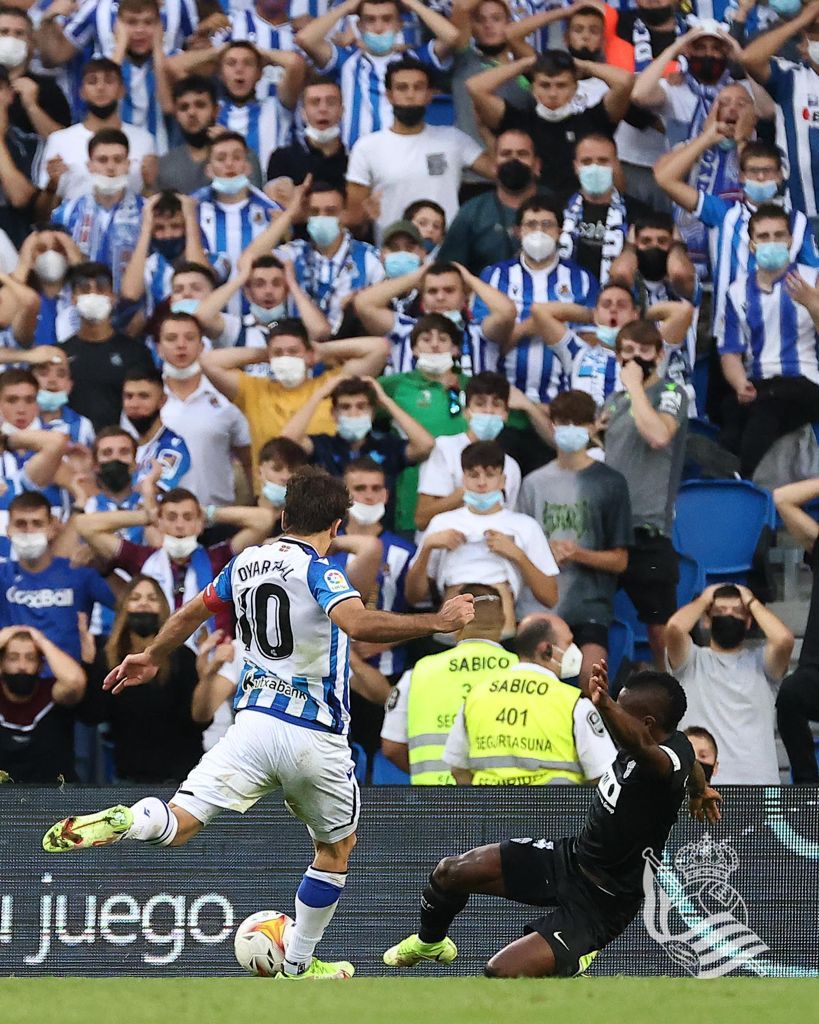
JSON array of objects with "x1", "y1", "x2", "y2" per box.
[
  {"x1": 619, "y1": 531, "x2": 679, "y2": 626},
  {"x1": 499, "y1": 836, "x2": 641, "y2": 977},
  {"x1": 569, "y1": 621, "x2": 609, "y2": 649}
]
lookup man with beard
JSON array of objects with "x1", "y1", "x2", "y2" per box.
[
  {"x1": 666, "y1": 583, "x2": 793, "y2": 784},
  {"x1": 0, "y1": 625, "x2": 86, "y2": 783}
]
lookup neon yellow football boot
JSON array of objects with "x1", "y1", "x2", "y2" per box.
[
  {"x1": 275, "y1": 957, "x2": 355, "y2": 980},
  {"x1": 42, "y1": 805, "x2": 133, "y2": 853},
  {"x1": 383, "y1": 934, "x2": 458, "y2": 968}
]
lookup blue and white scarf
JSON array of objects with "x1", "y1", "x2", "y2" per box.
[{"x1": 560, "y1": 189, "x2": 628, "y2": 284}]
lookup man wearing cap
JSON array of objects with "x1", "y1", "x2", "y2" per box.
[{"x1": 379, "y1": 219, "x2": 428, "y2": 318}]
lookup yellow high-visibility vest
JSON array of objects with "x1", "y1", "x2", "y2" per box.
[
  {"x1": 406, "y1": 640, "x2": 518, "y2": 784},
  {"x1": 463, "y1": 662, "x2": 585, "y2": 786}
]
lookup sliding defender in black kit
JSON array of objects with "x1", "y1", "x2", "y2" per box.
[{"x1": 383, "y1": 665, "x2": 723, "y2": 977}]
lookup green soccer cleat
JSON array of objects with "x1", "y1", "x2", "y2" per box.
[
  {"x1": 383, "y1": 934, "x2": 458, "y2": 968},
  {"x1": 42, "y1": 805, "x2": 133, "y2": 853},
  {"x1": 275, "y1": 958, "x2": 355, "y2": 980}
]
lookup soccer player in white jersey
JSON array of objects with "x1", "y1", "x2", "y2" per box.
[{"x1": 42, "y1": 467, "x2": 475, "y2": 980}]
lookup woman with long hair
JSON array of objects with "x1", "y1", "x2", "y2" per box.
[{"x1": 83, "y1": 575, "x2": 234, "y2": 783}]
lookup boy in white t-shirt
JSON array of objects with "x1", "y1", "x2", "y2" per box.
[
  {"x1": 406, "y1": 440, "x2": 558, "y2": 631},
  {"x1": 415, "y1": 371, "x2": 521, "y2": 530}
]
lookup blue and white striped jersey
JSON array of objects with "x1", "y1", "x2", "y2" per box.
[
  {"x1": 697, "y1": 191, "x2": 819, "y2": 338},
  {"x1": 388, "y1": 312, "x2": 499, "y2": 377},
  {"x1": 133, "y1": 425, "x2": 192, "y2": 493},
  {"x1": 476, "y1": 256, "x2": 598, "y2": 403},
  {"x1": 765, "y1": 59, "x2": 819, "y2": 219},
  {"x1": 51, "y1": 192, "x2": 144, "y2": 295},
  {"x1": 121, "y1": 57, "x2": 170, "y2": 154},
  {"x1": 552, "y1": 331, "x2": 620, "y2": 408},
  {"x1": 321, "y1": 41, "x2": 450, "y2": 147},
  {"x1": 722, "y1": 262, "x2": 819, "y2": 385},
  {"x1": 204, "y1": 537, "x2": 361, "y2": 734},
  {"x1": 218, "y1": 12, "x2": 297, "y2": 99},
  {"x1": 37, "y1": 407, "x2": 95, "y2": 448},
  {"x1": 63, "y1": 0, "x2": 197, "y2": 56},
  {"x1": 279, "y1": 232, "x2": 385, "y2": 335},
  {"x1": 217, "y1": 97, "x2": 293, "y2": 170}
]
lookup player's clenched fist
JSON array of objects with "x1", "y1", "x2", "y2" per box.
[{"x1": 434, "y1": 593, "x2": 475, "y2": 633}]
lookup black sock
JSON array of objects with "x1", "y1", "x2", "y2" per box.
[{"x1": 418, "y1": 873, "x2": 469, "y2": 943}]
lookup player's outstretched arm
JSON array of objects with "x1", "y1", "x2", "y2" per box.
[
  {"x1": 687, "y1": 759, "x2": 723, "y2": 825},
  {"x1": 587, "y1": 662, "x2": 674, "y2": 778},
  {"x1": 330, "y1": 593, "x2": 475, "y2": 644},
  {"x1": 104, "y1": 594, "x2": 212, "y2": 694}
]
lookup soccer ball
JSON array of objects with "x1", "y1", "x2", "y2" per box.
[{"x1": 234, "y1": 911, "x2": 294, "y2": 976}]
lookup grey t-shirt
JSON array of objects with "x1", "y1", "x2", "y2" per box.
[
  {"x1": 157, "y1": 145, "x2": 264, "y2": 195},
  {"x1": 673, "y1": 643, "x2": 780, "y2": 785},
  {"x1": 517, "y1": 460, "x2": 633, "y2": 626},
  {"x1": 604, "y1": 379, "x2": 688, "y2": 535}
]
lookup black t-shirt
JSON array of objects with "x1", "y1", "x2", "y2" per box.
[
  {"x1": 574, "y1": 730, "x2": 695, "y2": 897},
  {"x1": 571, "y1": 193, "x2": 654, "y2": 279},
  {"x1": 0, "y1": 126, "x2": 40, "y2": 248},
  {"x1": 0, "y1": 678, "x2": 77, "y2": 783},
  {"x1": 82, "y1": 645, "x2": 206, "y2": 783},
  {"x1": 58, "y1": 332, "x2": 155, "y2": 431},
  {"x1": 498, "y1": 99, "x2": 614, "y2": 200},
  {"x1": 9, "y1": 74, "x2": 71, "y2": 136},
  {"x1": 267, "y1": 137, "x2": 348, "y2": 191},
  {"x1": 800, "y1": 539, "x2": 819, "y2": 669}
]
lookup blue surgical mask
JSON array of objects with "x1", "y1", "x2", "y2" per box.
[
  {"x1": 469, "y1": 412, "x2": 504, "y2": 441},
  {"x1": 553, "y1": 424, "x2": 590, "y2": 453},
  {"x1": 307, "y1": 215, "x2": 341, "y2": 249},
  {"x1": 595, "y1": 323, "x2": 620, "y2": 348},
  {"x1": 152, "y1": 237, "x2": 185, "y2": 263},
  {"x1": 578, "y1": 164, "x2": 613, "y2": 196},
  {"x1": 717, "y1": 137, "x2": 736, "y2": 151},
  {"x1": 384, "y1": 251, "x2": 421, "y2": 278},
  {"x1": 442, "y1": 309, "x2": 464, "y2": 329},
  {"x1": 250, "y1": 301, "x2": 286, "y2": 325},
  {"x1": 769, "y1": 0, "x2": 801, "y2": 16},
  {"x1": 754, "y1": 241, "x2": 790, "y2": 272},
  {"x1": 211, "y1": 174, "x2": 249, "y2": 195},
  {"x1": 171, "y1": 298, "x2": 200, "y2": 315},
  {"x1": 37, "y1": 389, "x2": 69, "y2": 413},
  {"x1": 744, "y1": 179, "x2": 779, "y2": 204},
  {"x1": 262, "y1": 481, "x2": 287, "y2": 506},
  {"x1": 362, "y1": 30, "x2": 396, "y2": 55},
  {"x1": 337, "y1": 414, "x2": 372, "y2": 442},
  {"x1": 464, "y1": 489, "x2": 503, "y2": 512}
]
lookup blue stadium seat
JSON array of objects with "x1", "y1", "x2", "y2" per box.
[
  {"x1": 350, "y1": 742, "x2": 368, "y2": 785},
  {"x1": 372, "y1": 750, "x2": 410, "y2": 785},
  {"x1": 607, "y1": 619, "x2": 634, "y2": 680},
  {"x1": 426, "y1": 92, "x2": 455, "y2": 126},
  {"x1": 672, "y1": 479, "x2": 775, "y2": 583}
]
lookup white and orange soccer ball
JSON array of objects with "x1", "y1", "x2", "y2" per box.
[{"x1": 234, "y1": 911, "x2": 294, "y2": 976}]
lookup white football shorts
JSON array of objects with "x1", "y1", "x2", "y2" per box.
[{"x1": 172, "y1": 709, "x2": 360, "y2": 844}]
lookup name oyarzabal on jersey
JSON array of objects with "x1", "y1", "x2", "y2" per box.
[{"x1": 203, "y1": 538, "x2": 360, "y2": 735}]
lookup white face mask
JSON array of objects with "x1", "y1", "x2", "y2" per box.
[
  {"x1": 557, "y1": 642, "x2": 583, "y2": 680},
  {"x1": 350, "y1": 500, "x2": 385, "y2": 525},
  {"x1": 91, "y1": 173, "x2": 128, "y2": 196},
  {"x1": 0, "y1": 36, "x2": 27, "y2": 68},
  {"x1": 304, "y1": 123, "x2": 341, "y2": 145},
  {"x1": 162, "y1": 534, "x2": 198, "y2": 560},
  {"x1": 521, "y1": 231, "x2": 557, "y2": 262},
  {"x1": 535, "y1": 98, "x2": 580, "y2": 122},
  {"x1": 34, "y1": 250, "x2": 68, "y2": 283},
  {"x1": 416, "y1": 352, "x2": 454, "y2": 375},
  {"x1": 75, "y1": 293, "x2": 112, "y2": 322},
  {"x1": 809, "y1": 40, "x2": 819, "y2": 65},
  {"x1": 11, "y1": 532, "x2": 49, "y2": 562},
  {"x1": 163, "y1": 360, "x2": 201, "y2": 381},
  {"x1": 269, "y1": 356, "x2": 307, "y2": 389}
]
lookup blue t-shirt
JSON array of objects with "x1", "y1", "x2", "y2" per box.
[{"x1": 0, "y1": 557, "x2": 115, "y2": 661}]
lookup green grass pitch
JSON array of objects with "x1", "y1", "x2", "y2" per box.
[{"x1": 2, "y1": 978, "x2": 816, "y2": 1024}]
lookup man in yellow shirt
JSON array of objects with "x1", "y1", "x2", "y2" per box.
[{"x1": 199, "y1": 320, "x2": 388, "y2": 484}]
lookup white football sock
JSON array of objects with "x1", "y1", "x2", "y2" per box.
[
  {"x1": 126, "y1": 798, "x2": 179, "y2": 846},
  {"x1": 283, "y1": 867, "x2": 347, "y2": 974}
]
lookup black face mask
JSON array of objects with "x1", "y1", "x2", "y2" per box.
[
  {"x1": 699, "y1": 759, "x2": 715, "y2": 783},
  {"x1": 128, "y1": 413, "x2": 158, "y2": 437},
  {"x1": 631, "y1": 356, "x2": 657, "y2": 380},
  {"x1": 86, "y1": 100, "x2": 119, "y2": 120},
  {"x1": 687, "y1": 55, "x2": 728, "y2": 85},
  {"x1": 127, "y1": 611, "x2": 160, "y2": 638},
  {"x1": 569, "y1": 46, "x2": 603, "y2": 62},
  {"x1": 3, "y1": 672, "x2": 39, "y2": 698},
  {"x1": 710, "y1": 614, "x2": 747, "y2": 649},
  {"x1": 181, "y1": 127, "x2": 212, "y2": 149},
  {"x1": 97, "y1": 459, "x2": 133, "y2": 494},
  {"x1": 636, "y1": 246, "x2": 668, "y2": 282},
  {"x1": 497, "y1": 159, "x2": 533, "y2": 193},
  {"x1": 638, "y1": 5, "x2": 674, "y2": 26},
  {"x1": 392, "y1": 105, "x2": 426, "y2": 127},
  {"x1": 152, "y1": 237, "x2": 185, "y2": 263},
  {"x1": 478, "y1": 41, "x2": 507, "y2": 56}
]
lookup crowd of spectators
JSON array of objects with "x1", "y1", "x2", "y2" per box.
[{"x1": 0, "y1": 0, "x2": 817, "y2": 788}]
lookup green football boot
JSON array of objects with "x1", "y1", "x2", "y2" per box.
[
  {"x1": 42, "y1": 805, "x2": 133, "y2": 853},
  {"x1": 383, "y1": 934, "x2": 458, "y2": 968},
  {"x1": 275, "y1": 958, "x2": 355, "y2": 980}
]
